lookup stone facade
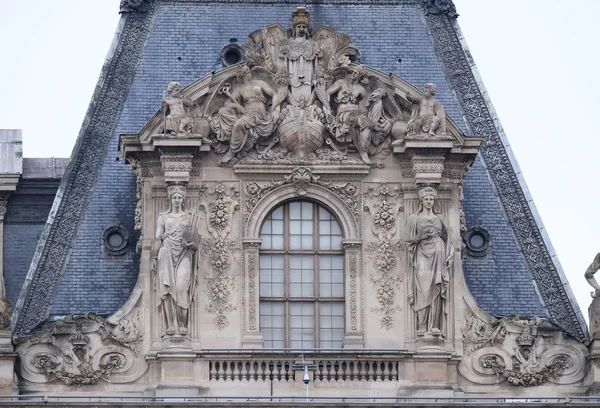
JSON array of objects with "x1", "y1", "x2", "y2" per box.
[{"x1": 3, "y1": 1, "x2": 599, "y2": 404}]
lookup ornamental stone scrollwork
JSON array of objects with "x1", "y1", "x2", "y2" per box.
[
  {"x1": 247, "y1": 252, "x2": 257, "y2": 331},
  {"x1": 199, "y1": 182, "x2": 240, "y2": 329},
  {"x1": 460, "y1": 306, "x2": 588, "y2": 387},
  {"x1": 421, "y1": 0, "x2": 459, "y2": 18},
  {"x1": 363, "y1": 183, "x2": 403, "y2": 330},
  {"x1": 16, "y1": 313, "x2": 143, "y2": 386},
  {"x1": 244, "y1": 167, "x2": 359, "y2": 222}
]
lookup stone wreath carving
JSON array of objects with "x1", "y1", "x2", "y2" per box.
[
  {"x1": 363, "y1": 183, "x2": 404, "y2": 330},
  {"x1": 244, "y1": 167, "x2": 359, "y2": 223},
  {"x1": 16, "y1": 312, "x2": 142, "y2": 386},
  {"x1": 460, "y1": 305, "x2": 587, "y2": 387},
  {"x1": 199, "y1": 182, "x2": 240, "y2": 329}
]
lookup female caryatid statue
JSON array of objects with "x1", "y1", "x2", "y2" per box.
[
  {"x1": 152, "y1": 185, "x2": 199, "y2": 336},
  {"x1": 406, "y1": 187, "x2": 454, "y2": 337}
]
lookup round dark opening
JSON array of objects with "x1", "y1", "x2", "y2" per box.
[
  {"x1": 223, "y1": 47, "x2": 243, "y2": 66},
  {"x1": 102, "y1": 225, "x2": 130, "y2": 256},
  {"x1": 469, "y1": 233, "x2": 485, "y2": 249},
  {"x1": 107, "y1": 231, "x2": 125, "y2": 249},
  {"x1": 463, "y1": 226, "x2": 490, "y2": 257}
]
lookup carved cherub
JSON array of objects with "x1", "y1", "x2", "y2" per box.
[
  {"x1": 406, "y1": 82, "x2": 446, "y2": 137},
  {"x1": 162, "y1": 82, "x2": 194, "y2": 135},
  {"x1": 585, "y1": 252, "x2": 600, "y2": 298}
]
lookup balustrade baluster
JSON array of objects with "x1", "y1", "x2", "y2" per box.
[
  {"x1": 240, "y1": 361, "x2": 248, "y2": 382},
  {"x1": 217, "y1": 361, "x2": 225, "y2": 381},
  {"x1": 232, "y1": 360, "x2": 240, "y2": 382},
  {"x1": 210, "y1": 361, "x2": 217, "y2": 381},
  {"x1": 382, "y1": 361, "x2": 390, "y2": 382},
  {"x1": 375, "y1": 361, "x2": 382, "y2": 382},
  {"x1": 367, "y1": 361, "x2": 375, "y2": 382}
]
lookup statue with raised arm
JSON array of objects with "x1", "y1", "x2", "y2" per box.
[
  {"x1": 162, "y1": 82, "x2": 194, "y2": 135},
  {"x1": 152, "y1": 184, "x2": 200, "y2": 336},
  {"x1": 406, "y1": 186, "x2": 454, "y2": 337},
  {"x1": 216, "y1": 66, "x2": 279, "y2": 164},
  {"x1": 585, "y1": 252, "x2": 600, "y2": 298},
  {"x1": 406, "y1": 82, "x2": 447, "y2": 137}
]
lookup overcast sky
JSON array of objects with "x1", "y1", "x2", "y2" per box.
[{"x1": 1, "y1": 0, "x2": 599, "y2": 325}]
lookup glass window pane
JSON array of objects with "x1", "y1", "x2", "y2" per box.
[
  {"x1": 319, "y1": 301, "x2": 344, "y2": 348},
  {"x1": 272, "y1": 220, "x2": 284, "y2": 234},
  {"x1": 272, "y1": 235, "x2": 284, "y2": 249},
  {"x1": 290, "y1": 255, "x2": 314, "y2": 297},
  {"x1": 272, "y1": 206, "x2": 284, "y2": 219},
  {"x1": 290, "y1": 202, "x2": 301, "y2": 219},
  {"x1": 302, "y1": 202, "x2": 313, "y2": 219},
  {"x1": 260, "y1": 255, "x2": 284, "y2": 297}
]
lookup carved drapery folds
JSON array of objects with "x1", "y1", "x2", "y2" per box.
[
  {"x1": 460, "y1": 305, "x2": 587, "y2": 387},
  {"x1": 363, "y1": 183, "x2": 403, "y2": 330},
  {"x1": 16, "y1": 312, "x2": 143, "y2": 386},
  {"x1": 406, "y1": 186, "x2": 453, "y2": 340},
  {"x1": 199, "y1": 182, "x2": 240, "y2": 330}
]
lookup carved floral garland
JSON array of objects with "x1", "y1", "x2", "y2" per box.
[
  {"x1": 364, "y1": 183, "x2": 403, "y2": 330},
  {"x1": 200, "y1": 183, "x2": 239, "y2": 329},
  {"x1": 244, "y1": 167, "x2": 359, "y2": 223}
]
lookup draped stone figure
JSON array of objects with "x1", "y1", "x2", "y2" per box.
[
  {"x1": 406, "y1": 187, "x2": 454, "y2": 337},
  {"x1": 217, "y1": 66, "x2": 278, "y2": 164},
  {"x1": 279, "y1": 7, "x2": 321, "y2": 104},
  {"x1": 152, "y1": 185, "x2": 199, "y2": 336}
]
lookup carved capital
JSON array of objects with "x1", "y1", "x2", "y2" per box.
[
  {"x1": 242, "y1": 238, "x2": 262, "y2": 249},
  {"x1": 160, "y1": 153, "x2": 193, "y2": 184},
  {"x1": 342, "y1": 240, "x2": 362, "y2": 250}
]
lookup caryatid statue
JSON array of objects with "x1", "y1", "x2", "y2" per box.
[
  {"x1": 406, "y1": 83, "x2": 447, "y2": 137},
  {"x1": 406, "y1": 187, "x2": 454, "y2": 337},
  {"x1": 152, "y1": 184, "x2": 200, "y2": 336},
  {"x1": 279, "y1": 7, "x2": 321, "y2": 105}
]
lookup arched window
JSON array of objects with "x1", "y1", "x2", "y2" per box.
[{"x1": 259, "y1": 200, "x2": 345, "y2": 348}]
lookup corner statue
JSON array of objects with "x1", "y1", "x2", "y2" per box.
[
  {"x1": 406, "y1": 83, "x2": 447, "y2": 137},
  {"x1": 152, "y1": 184, "x2": 200, "y2": 336},
  {"x1": 406, "y1": 187, "x2": 454, "y2": 337},
  {"x1": 585, "y1": 252, "x2": 600, "y2": 298}
]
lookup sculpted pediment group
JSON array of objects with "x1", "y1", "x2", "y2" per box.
[{"x1": 125, "y1": 7, "x2": 463, "y2": 169}]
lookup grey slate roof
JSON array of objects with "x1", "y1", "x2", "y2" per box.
[{"x1": 11, "y1": 0, "x2": 588, "y2": 339}]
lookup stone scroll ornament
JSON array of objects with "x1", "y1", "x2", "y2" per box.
[
  {"x1": 363, "y1": 183, "x2": 404, "y2": 330},
  {"x1": 461, "y1": 307, "x2": 586, "y2": 387},
  {"x1": 406, "y1": 187, "x2": 454, "y2": 338},
  {"x1": 197, "y1": 7, "x2": 408, "y2": 167},
  {"x1": 16, "y1": 313, "x2": 142, "y2": 386},
  {"x1": 199, "y1": 183, "x2": 240, "y2": 329},
  {"x1": 151, "y1": 184, "x2": 200, "y2": 337}
]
